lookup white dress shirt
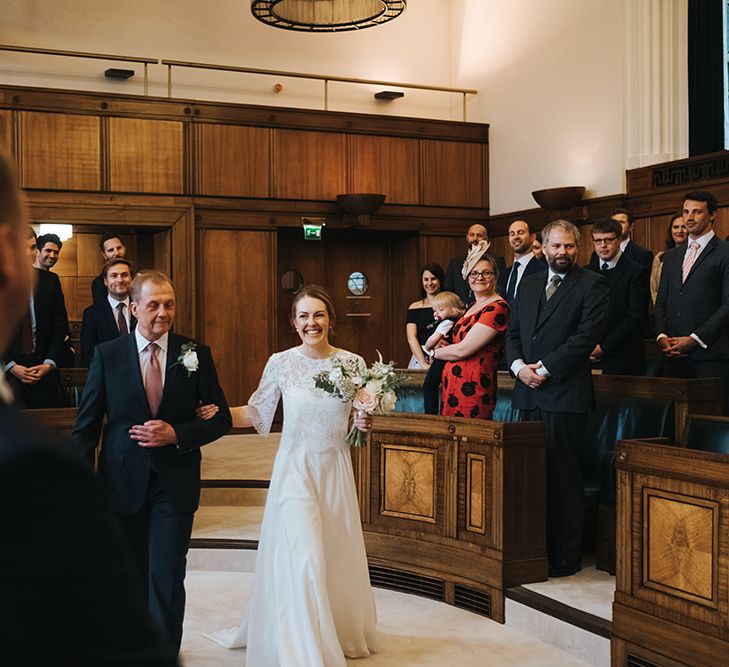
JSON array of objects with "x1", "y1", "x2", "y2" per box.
[
  {"x1": 598, "y1": 249, "x2": 622, "y2": 271},
  {"x1": 108, "y1": 294, "x2": 131, "y2": 331},
  {"x1": 508, "y1": 251, "x2": 537, "y2": 296},
  {"x1": 135, "y1": 329, "x2": 168, "y2": 387}
]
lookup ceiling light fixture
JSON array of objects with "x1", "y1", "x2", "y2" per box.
[{"x1": 251, "y1": 0, "x2": 406, "y2": 32}]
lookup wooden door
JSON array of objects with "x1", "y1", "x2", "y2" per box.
[{"x1": 277, "y1": 228, "x2": 418, "y2": 366}]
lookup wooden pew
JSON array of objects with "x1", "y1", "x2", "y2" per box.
[
  {"x1": 24, "y1": 407, "x2": 78, "y2": 439},
  {"x1": 354, "y1": 412, "x2": 547, "y2": 623},
  {"x1": 612, "y1": 439, "x2": 729, "y2": 666}
]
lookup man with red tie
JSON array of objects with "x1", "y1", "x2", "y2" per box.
[
  {"x1": 72, "y1": 271, "x2": 232, "y2": 655},
  {"x1": 655, "y1": 190, "x2": 729, "y2": 413}
]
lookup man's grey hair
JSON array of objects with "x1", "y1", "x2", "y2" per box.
[
  {"x1": 129, "y1": 270, "x2": 174, "y2": 303},
  {"x1": 541, "y1": 219, "x2": 580, "y2": 246}
]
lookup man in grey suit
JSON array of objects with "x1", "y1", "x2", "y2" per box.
[
  {"x1": 506, "y1": 219, "x2": 610, "y2": 577},
  {"x1": 655, "y1": 190, "x2": 729, "y2": 413}
]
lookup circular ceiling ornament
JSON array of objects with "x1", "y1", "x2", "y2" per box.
[{"x1": 251, "y1": 0, "x2": 406, "y2": 32}]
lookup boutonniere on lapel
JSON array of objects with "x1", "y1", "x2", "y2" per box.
[{"x1": 171, "y1": 342, "x2": 199, "y2": 376}]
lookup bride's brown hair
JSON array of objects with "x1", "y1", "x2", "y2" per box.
[{"x1": 290, "y1": 285, "x2": 337, "y2": 331}]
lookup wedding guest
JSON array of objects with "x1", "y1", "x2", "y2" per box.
[
  {"x1": 650, "y1": 212, "x2": 687, "y2": 306},
  {"x1": 532, "y1": 232, "x2": 544, "y2": 260},
  {"x1": 588, "y1": 207, "x2": 653, "y2": 272},
  {"x1": 205, "y1": 285, "x2": 377, "y2": 664},
  {"x1": 92, "y1": 233, "x2": 127, "y2": 304},
  {"x1": 406, "y1": 263, "x2": 443, "y2": 369},
  {"x1": 0, "y1": 148, "x2": 178, "y2": 666},
  {"x1": 444, "y1": 223, "x2": 489, "y2": 304},
  {"x1": 434, "y1": 243, "x2": 510, "y2": 420},
  {"x1": 499, "y1": 219, "x2": 547, "y2": 306},
  {"x1": 80, "y1": 258, "x2": 136, "y2": 367},
  {"x1": 33, "y1": 232, "x2": 62, "y2": 271},
  {"x1": 421, "y1": 291, "x2": 464, "y2": 414}
]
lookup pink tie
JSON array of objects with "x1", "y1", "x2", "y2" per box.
[
  {"x1": 144, "y1": 342, "x2": 163, "y2": 416},
  {"x1": 682, "y1": 241, "x2": 700, "y2": 283}
]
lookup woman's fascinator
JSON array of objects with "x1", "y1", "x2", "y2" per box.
[{"x1": 461, "y1": 240, "x2": 492, "y2": 280}]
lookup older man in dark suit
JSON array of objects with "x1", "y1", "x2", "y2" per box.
[
  {"x1": 73, "y1": 270, "x2": 232, "y2": 655},
  {"x1": 3, "y1": 226, "x2": 67, "y2": 407},
  {"x1": 0, "y1": 149, "x2": 177, "y2": 665},
  {"x1": 655, "y1": 190, "x2": 729, "y2": 413},
  {"x1": 587, "y1": 218, "x2": 649, "y2": 375},
  {"x1": 506, "y1": 219, "x2": 609, "y2": 577},
  {"x1": 80, "y1": 257, "x2": 136, "y2": 366}
]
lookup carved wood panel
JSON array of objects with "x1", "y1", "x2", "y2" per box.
[
  {"x1": 197, "y1": 124, "x2": 270, "y2": 198},
  {"x1": 466, "y1": 453, "x2": 487, "y2": 535},
  {"x1": 273, "y1": 129, "x2": 347, "y2": 201},
  {"x1": 0, "y1": 109, "x2": 13, "y2": 153},
  {"x1": 380, "y1": 443, "x2": 437, "y2": 523},
  {"x1": 422, "y1": 140, "x2": 485, "y2": 208},
  {"x1": 19, "y1": 111, "x2": 100, "y2": 191},
  {"x1": 108, "y1": 117, "x2": 184, "y2": 194},
  {"x1": 351, "y1": 134, "x2": 419, "y2": 205}
]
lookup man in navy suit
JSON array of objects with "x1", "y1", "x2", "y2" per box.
[
  {"x1": 506, "y1": 220, "x2": 609, "y2": 577},
  {"x1": 655, "y1": 190, "x2": 729, "y2": 413},
  {"x1": 91, "y1": 232, "x2": 128, "y2": 304},
  {"x1": 586, "y1": 218, "x2": 648, "y2": 375},
  {"x1": 498, "y1": 219, "x2": 547, "y2": 305},
  {"x1": 0, "y1": 149, "x2": 177, "y2": 665},
  {"x1": 588, "y1": 207, "x2": 653, "y2": 273},
  {"x1": 80, "y1": 257, "x2": 136, "y2": 366},
  {"x1": 3, "y1": 226, "x2": 67, "y2": 407},
  {"x1": 73, "y1": 271, "x2": 232, "y2": 655}
]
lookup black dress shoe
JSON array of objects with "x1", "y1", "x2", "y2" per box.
[{"x1": 548, "y1": 559, "x2": 582, "y2": 578}]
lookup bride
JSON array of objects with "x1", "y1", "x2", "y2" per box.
[{"x1": 204, "y1": 285, "x2": 377, "y2": 666}]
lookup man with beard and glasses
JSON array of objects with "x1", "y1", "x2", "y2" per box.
[{"x1": 506, "y1": 219, "x2": 609, "y2": 577}]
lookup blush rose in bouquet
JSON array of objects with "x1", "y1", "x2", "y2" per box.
[{"x1": 314, "y1": 351, "x2": 403, "y2": 446}]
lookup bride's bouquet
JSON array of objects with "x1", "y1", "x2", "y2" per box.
[{"x1": 314, "y1": 351, "x2": 403, "y2": 447}]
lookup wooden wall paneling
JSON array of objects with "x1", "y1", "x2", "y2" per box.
[
  {"x1": 422, "y1": 140, "x2": 485, "y2": 208},
  {"x1": 58, "y1": 276, "x2": 78, "y2": 321},
  {"x1": 0, "y1": 109, "x2": 13, "y2": 153},
  {"x1": 108, "y1": 117, "x2": 184, "y2": 194},
  {"x1": 169, "y1": 208, "x2": 195, "y2": 337},
  {"x1": 198, "y1": 228, "x2": 275, "y2": 406},
  {"x1": 197, "y1": 123, "x2": 271, "y2": 198},
  {"x1": 52, "y1": 235, "x2": 77, "y2": 278},
  {"x1": 273, "y1": 129, "x2": 347, "y2": 201},
  {"x1": 19, "y1": 112, "x2": 100, "y2": 191},
  {"x1": 351, "y1": 134, "x2": 420, "y2": 205},
  {"x1": 390, "y1": 234, "x2": 420, "y2": 366},
  {"x1": 419, "y1": 234, "x2": 465, "y2": 279}
]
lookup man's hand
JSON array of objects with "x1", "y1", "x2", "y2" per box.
[
  {"x1": 29, "y1": 363, "x2": 54, "y2": 379},
  {"x1": 9, "y1": 364, "x2": 40, "y2": 384},
  {"x1": 589, "y1": 344, "x2": 604, "y2": 362},
  {"x1": 517, "y1": 363, "x2": 547, "y2": 389},
  {"x1": 657, "y1": 337, "x2": 672, "y2": 354},
  {"x1": 129, "y1": 420, "x2": 178, "y2": 448},
  {"x1": 662, "y1": 336, "x2": 697, "y2": 357}
]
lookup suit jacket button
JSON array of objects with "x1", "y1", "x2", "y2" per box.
[{"x1": 531, "y1": 335, "x2": 537, "y2": 340}]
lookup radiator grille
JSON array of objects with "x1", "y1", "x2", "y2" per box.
[
  {"x1": 369, "y1": 566, "x2": 444, "y2": 601},
  {"x1": 627, "y1": 655, "x2": 659, "y2": 667},
  {"x1": 453, "y1": 584, "x2": 492, "y2": 618}
]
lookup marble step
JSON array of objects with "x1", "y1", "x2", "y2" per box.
[{"x1": 192, "y1": 505, "x2": 263, "y2": 542}]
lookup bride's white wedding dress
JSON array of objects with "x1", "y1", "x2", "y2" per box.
[{"x1": 205, "y1": 347, "x2": 377, "y2": 666}]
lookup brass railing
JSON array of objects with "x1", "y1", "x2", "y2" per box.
[
  {"x1": 0, "y1": 45, "x2": 478, "y2": 121},
  {"x1": 0, "y1": 44, "x2": 157, "y2": 95},
  {"x1": 160, "y1": 59, "x2": 478, "y2": 120}
]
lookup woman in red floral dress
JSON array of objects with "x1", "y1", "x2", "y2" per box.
[{"x1": 432, "y1": 243, "x2": 510, "y2": 420}]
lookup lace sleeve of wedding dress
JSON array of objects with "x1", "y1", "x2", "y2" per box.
[{"x1": 247, "y1": 353, "x2": 282, "y2": 436}]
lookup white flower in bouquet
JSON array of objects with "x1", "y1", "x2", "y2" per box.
[{"x1": 381, "y1": 390, "x2": 397, "y2": 413}]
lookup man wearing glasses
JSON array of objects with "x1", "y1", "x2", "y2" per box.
[{"x1": 586, "y1": 218, "x2": 648, "y2": 375}]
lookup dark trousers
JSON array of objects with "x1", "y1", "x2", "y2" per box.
[
  {"x1": 7, "y1": 358, "x2": 60, "y2": 408},
  {"x1": 117, "y1": 471, "x2": 195, "y2": 655},
  {"x1": 662, "y1": 357, "x2": 729, "y2": 415},
  {"x1": 520, "y1": 408, "x2": 587, "y2": 565},
  {"x1": 423, "y1": 359, "x2": 446, "y2": 414}
]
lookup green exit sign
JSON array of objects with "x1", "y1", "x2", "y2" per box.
[{"x1": 302, "y1": 217, "x2": 325, "y2": 241}]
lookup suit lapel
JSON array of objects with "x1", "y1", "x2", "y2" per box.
[
  {"x1": 157, "y1": 334, "x2": 182, "y2": 415},
  {"x1": 528, "y1": 273, "x2": 549, "y2": 332},
  {"x1": 684, "y1": 235, "x2": 717, "y2": 283},
  {"x1": 102, "y1": 302, "x2": 118, "y2": 337},
  {"x1": 536, "y1": 267, "x2": 579, "y2": 329},
  {"x1": 125, "y1": 333, "x2": 150, "y2": 415}
]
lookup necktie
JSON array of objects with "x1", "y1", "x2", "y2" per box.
[
  {"x1": 144, "y1": 342, "x2": 163, "y2": 416},
  {"x1": 116, "y1": 302, "x2": 128, "y2": 335},
  {"x1": 506, "y1": 260, "x2": 521, "y2": 301},
  {"x1": 545, "y1": 275, "x2": 562, "y2": 301},
  {"x1": 601, "y1": 262, "x2": 609, "y2": 272},
  {"x1": 19, "y1": 304, "x2": 34, "y2": 355},
  {"x1": 682, "y1": 241, "x2": 700, "y2": 283}
]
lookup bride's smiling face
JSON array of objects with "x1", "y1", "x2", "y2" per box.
[{"x1": 294, "y1": 296, "x2": 331, "y2": 348}]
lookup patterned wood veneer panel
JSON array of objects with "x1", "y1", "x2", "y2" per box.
[
  {"x1": 466, "y1": 453, "x2": 486, "y2": 534},
  {"x1": 422, "y1": 140, "x2": 485, "y2": 208},
  {"x1": 644, "y1": 488, "x2": 717, "y2": 606},
  {"x1": 351, "y1": 134, "x2": 419, "y2": 205},
  {"x1": 19, "y1": 111, "x2": 100, "y2": 190},
  {"x1": 380, "y1": 443, "x2": 437, "y2": 523}
]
